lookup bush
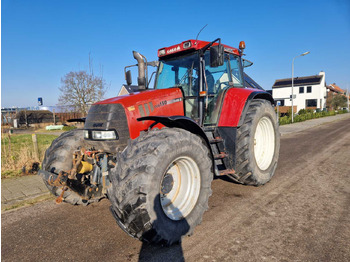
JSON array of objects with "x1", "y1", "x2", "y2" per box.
[
  {"x1": 279, "y1": 109, "x2": 348, "y2": 125},
  {"x1": 298, "y1": 109, "x2": 307, "y2": 115}
]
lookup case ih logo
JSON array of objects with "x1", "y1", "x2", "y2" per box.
[{"x1": 167, "y1": 46, "x2": 181, "y2": 54}]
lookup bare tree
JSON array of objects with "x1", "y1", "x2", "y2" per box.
[{"x1": 58, "y1": 71, "x2": 106, "y2": 115}]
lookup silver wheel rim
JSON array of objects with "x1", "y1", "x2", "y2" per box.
[
  {"x1": 254, "y1": 116, "x2": 275, "y2": 170},
  {"x1": 160, "y1": 156, "x2": 201, "y2": 220}
]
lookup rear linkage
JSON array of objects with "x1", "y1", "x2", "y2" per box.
[{"x1": 47, "y1": 148, "x2": 116, "y2": 204}]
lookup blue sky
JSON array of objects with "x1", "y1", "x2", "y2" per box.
[{"x1": 2, "y1": 0, "x2": 350, "y2": 107}]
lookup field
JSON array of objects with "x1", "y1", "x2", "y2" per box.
[{"x1": 1, "y1": 133, "x2": 58, "y2": 179}]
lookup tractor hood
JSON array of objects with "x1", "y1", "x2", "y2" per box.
[{"x1": 84, "y1": 88, "x2": 184, "y2": 144}]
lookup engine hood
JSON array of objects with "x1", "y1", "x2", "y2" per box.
[{"x1": 92, "y1": 88, "x2": 184, "y2": 139}]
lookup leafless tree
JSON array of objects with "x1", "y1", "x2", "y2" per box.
[{"x1": 58, "y1": 71, "x2": 106, "y2": 115}]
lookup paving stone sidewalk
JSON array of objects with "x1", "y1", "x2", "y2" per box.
[
  {"x1": 279, "y1": 113, "x2": 350, "y2": 136},
  {"x1": 1, "y1": 112, "x2": 349, "y2": 210},
  {"x1": 1, "y1": 175, "x2": 49, "y2": 209}
]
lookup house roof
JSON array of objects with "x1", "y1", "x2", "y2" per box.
[
  {"x1": 327, "y1": 83, "x2": 345, "y2": 94},
  {"x1": 272, "y1": 75, "x2": 323, "y2": 88}
]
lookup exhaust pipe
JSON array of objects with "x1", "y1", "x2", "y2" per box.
[{"x1": 133, "y1": 51, "x2": 147, "y2": 90}]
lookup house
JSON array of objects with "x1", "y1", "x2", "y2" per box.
[
  {"x1": 327, "y1": 83, "x2": 346, "y2": 99},
  {"x1": 272, "y1": 71, "x2": 327, "y2": 112},
  {"x1": 326, "y1": 83, "x2": 349, "y2": 110}
]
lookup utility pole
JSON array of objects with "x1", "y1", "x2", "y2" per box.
[
  {"x1": 291, "y1": 51, "x2": 310, "y2": 122},
  {"x1": 347, "y1": 86, "x2": 349, "y2": 112}
]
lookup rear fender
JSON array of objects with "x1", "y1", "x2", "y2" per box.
[
  {"x1": 218, "y1": 88, "x2": 274, "y2": 127},
  {"x1": 238, "y1": 92, "x2": 274, "y2": 127}
]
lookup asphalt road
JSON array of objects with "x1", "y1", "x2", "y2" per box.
[{"x1": 2, "y1": 117, "x2": 350, "y2": 262}]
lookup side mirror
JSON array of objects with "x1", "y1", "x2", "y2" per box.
[
  {"x1": 125, "y1": 70, "x2": 132, "y2": 86},
  {"x1": 210, "y1": 44, "x2": 224, "y2": 67},
  {"x1": 242, "y1": 59, "x2": 253, "y2": 68}
]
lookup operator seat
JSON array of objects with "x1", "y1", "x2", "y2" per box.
[{"x1": 205, "y1": 70, "x2": 215, "y2": 94}]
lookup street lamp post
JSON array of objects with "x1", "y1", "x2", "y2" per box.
[{"x1": 291, "y1": 51, "x2": 310, "y2": 123}]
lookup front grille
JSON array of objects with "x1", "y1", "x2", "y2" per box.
[{"x1": 84, "y1": 104, "x2": 130, "y2": 150}]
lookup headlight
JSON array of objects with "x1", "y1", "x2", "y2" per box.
[
  {"x1": 158, "y1": 49, "x2": 166, "y2": 56},
  {"x1": 84, "y1": 129, "x2": 118, "y2": 140},
  {"x1": 92, "y1": 130, "x2": 117, "y2": 140},
  {"x1": 183, "y1": 41, "x2": 191, "y2": 49}
]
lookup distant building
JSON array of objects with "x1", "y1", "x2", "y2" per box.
[
  {"x1": 326, "y1": 83, "x2": 349, "y2": 110},
  {"x1": 272, "y1": 71, "x2": 327, "y2": 112}
]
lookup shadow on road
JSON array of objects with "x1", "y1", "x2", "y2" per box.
[
  {"x1": 137, "y1": 194, "x2": 188, "y2": 262},
  {"x1": 138, "y1": 242, "x2": 184, "y2": 262}
]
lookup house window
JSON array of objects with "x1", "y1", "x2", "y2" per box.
[
  {"x1": 299, "y1": 86, "x2": 304, "y2": 93},
  {"x1": 306, "y1": 99, "x2": 317, "y2": 107},
  {"x1": 307, "y1": 86, "x2": 312, "y2": 93}
]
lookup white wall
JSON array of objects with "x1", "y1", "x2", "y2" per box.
[{"x1": 272, "y1": 72, "x2": 327, "y2": 111}]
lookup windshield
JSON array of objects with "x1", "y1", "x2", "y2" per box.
[{"x1": 155, "y1": 53, "x2": 199, "y2": 96}]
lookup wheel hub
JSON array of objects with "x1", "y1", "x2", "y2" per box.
[
  {"x1": 254, "y1": 116, "x2": 275, "y2": 170},
  {"x1": 160, "y1": 173, "x2": 174, "y2": 195},
  {"x1": 160, "y1": 156, "x2": 201, "y2": 221}
]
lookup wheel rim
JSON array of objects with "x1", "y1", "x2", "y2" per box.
[
  {"x1": 160, "y1": 156, "x2": 201, "y2": 220},
  {"x1": 254, "y1": 116, "x2": 275, "y2": 170}
]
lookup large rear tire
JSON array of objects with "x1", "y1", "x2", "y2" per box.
[
  {"x1": 229, "y1": 99, "x2": 280, "y2": 186},
  {"x1": 108, "y1": 128, "x2": 213, "y2": 245},
  {"x1": 41, "y1": 129, "x2": 102, "y2": 205}
]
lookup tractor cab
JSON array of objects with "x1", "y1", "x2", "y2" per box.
[
  {"x1": 155, "y1": 39, "x2": 245, "y2": 125},
  {"x1": 123, "y1": 38, "x2": 247, "y2": 126}
]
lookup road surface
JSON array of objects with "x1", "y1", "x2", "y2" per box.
[{"x1": 2, "y1": 117, "x2": 350, "y2": 261}]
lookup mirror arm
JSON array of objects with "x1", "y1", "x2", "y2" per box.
[
  {"x1": 199, "y1": 38, "x2": 221, "y2": 56},
  {"x1": 148, "y1": 72, "x2": 156, "y2": 88}
]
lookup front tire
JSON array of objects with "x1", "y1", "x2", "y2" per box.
[
  {"x1": 108, "y1": 128, "x2": 213, "y2": 245},
  {"x1": 41, "y1": 129, "x2": 102, "y2": 205},
  {"x1": 230, "y1": 99, "x2": 280, "y2": 186}
]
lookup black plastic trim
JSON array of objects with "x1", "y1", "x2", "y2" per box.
[{"x1": 137, "y1": 115, "x2": 214, "y2": 162}]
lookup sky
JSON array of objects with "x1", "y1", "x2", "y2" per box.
[{"x1": 2, "y1": 0, "x2": 350, "y2": 108}]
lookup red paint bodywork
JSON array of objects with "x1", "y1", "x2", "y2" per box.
[
  {"x1": 218, "y1": 88, "x2": 263, "y2": 127},
  {"x1": 96, "y1": 88, "x2": 184, "y2": 139},
  {"x1": 158, "y1": 39, "x2": 241, "y2": 58}
]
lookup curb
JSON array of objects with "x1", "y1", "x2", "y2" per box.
[{"x1": 279, "y1": 113, "x2": 350, "y2": 136}]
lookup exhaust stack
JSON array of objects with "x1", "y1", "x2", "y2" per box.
[{"x1": 133, "y1": 51, "x2": 147, "y2": 90}]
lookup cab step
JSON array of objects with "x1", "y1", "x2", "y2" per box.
[
  {"x1": 214, "y1": 152, "x2": 228, "y2": 160},
  {"x1": 218, "y1": 169, "x2": 236, "y2": 176},
  {"x1": 209, "y1": 137, "x2": 224, "y2": 144}
]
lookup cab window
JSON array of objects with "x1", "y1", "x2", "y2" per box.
[{"x1": 203, "y1": 52, "x2": 232, "y2": 125}]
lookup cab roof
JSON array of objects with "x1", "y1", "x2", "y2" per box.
[{"x1": 157, "y1": 39, "x2": 240, "y2": 58}]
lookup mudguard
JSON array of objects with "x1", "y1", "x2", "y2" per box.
[
  {"x1": 218, "y1": 88, "x2": 274, "y2": 127},
  {"x1": 137, "y1": 115, "x2": 215, "y2": 166},
  {"x1": 137, "y1": 115, "x2": 211, "y2": 148}
]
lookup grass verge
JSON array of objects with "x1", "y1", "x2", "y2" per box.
[{"x1": 1, "y1": 133, "x2": 58, "y2": 179}]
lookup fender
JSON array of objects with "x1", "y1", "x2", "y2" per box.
[
  {"x1": 137, "y1": 115, "x2": 215, "y2": 169},
  {"x1": 238, "y1": 91, "x2": 274, "y2": 127},
  {"x1": 218, "y1": 88, "x2": 274, "y2": 127}
]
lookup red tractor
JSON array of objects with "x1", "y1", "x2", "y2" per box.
[{"x1": 39, "y1": 38, "x2": 280, "y2": 245}]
